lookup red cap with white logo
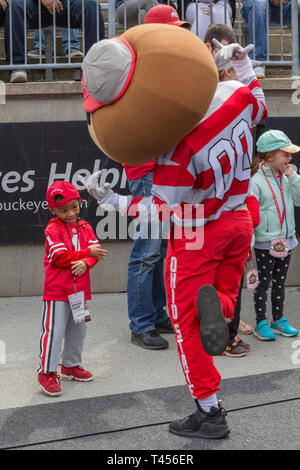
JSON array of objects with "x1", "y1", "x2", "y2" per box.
[
  {"x1": 144, "y1": 5, "x2": 190, "y2": 28},
  {"x1": 46, "y1": 181, "x2": 81, "y2": 208}
]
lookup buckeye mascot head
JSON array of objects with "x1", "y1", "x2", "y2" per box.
[{"x1": 82, "y1": 22, "x2": 218, "y2": 166}]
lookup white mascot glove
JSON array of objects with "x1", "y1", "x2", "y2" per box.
[
  {"x1": 78, "y1": 170, "x2": 112, "y2": 201},
  {"x1": 213, "y1": 39, "x2": 256, "y2": 83},
  {"x1": 213, "y1": 39, "x2": 254, "y2": 71}
]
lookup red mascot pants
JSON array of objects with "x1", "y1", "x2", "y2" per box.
[{"x1": 165, "y1": 210, "x2": 253, "y2": 400}]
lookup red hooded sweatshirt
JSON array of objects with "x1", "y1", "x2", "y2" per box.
[{"x1": 43, "y1": 217, "x2": 101, "y2": 301}]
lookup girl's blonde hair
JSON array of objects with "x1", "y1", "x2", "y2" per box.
[{"x1": 251, "y1": 150, "x2": 277, "y2": 176}]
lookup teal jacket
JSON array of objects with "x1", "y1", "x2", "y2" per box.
[{"x1": 249, "y1": 163, "x2": 300, "y2": 243}]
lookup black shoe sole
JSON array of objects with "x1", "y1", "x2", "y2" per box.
[
  {"x1": 169, "y1": 425, "x2": 230, "y2": 439},
  {"x1": 131, "y1": 335, "x2": 169, "y2": 350},
  {"x1": 196, "y1": 285, "x2": 229, "y2": 356}
]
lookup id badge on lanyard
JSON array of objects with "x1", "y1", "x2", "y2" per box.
[
  {"x1": 68, "y1": 290, "x2": 91, "y2": 324},
  {"x1": 65, "y1": 223, "x2": 91, "y2": 324},
  {"x1": 261, "y1": 164, "x2": 289, "y2": 259}
]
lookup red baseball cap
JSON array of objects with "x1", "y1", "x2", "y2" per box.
[
  {"x1": 46, "y1": 181, "x2": 81, "y2": 209},
  {"x1": 144, "y1": 5, "x2": 190, "y2": 28}
]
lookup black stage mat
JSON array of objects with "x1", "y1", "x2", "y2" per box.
[{"x1": 1, "y1": 369, "x2": 299, "y2": 450}]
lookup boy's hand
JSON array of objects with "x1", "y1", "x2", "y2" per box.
[
  {"x1": 89, "y1": 246, "x2": 108, "y2": 260},
  {"x1": 71, "y1": 260, "x2": 88, "y2": 276},
  {"x1": 78, "y1": 170, "x2": 112, "y2": 201}
]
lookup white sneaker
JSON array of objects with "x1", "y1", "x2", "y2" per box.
[
  {"x1": 10, "y1": 69, "x2": 27, "y2": 83},
  {"x1": 254, "y1": 65, "x2": 265, "y2": 79}
]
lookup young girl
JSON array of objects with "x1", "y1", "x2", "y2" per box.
[{"x1": 250, "y1": 130, "x2": 300, "y2": 340}]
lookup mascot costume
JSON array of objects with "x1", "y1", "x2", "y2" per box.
[
  {"x1": 81, "y1": 20, "x2": 267, "y2": 439},
  {"x1": 82, "y1": 23, "x2": 218, "y2": 165}
]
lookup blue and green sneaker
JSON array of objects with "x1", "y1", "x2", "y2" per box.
[
  {"x1": 270, "y1": 317, "x2": 299, "y2": 337},
  {"x1": 254, "y1": 320, "x2": 276, "y2": 341}
]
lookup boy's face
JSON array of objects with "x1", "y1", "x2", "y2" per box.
[{"x1": 50, "y1": 199, "x2": 80, "y2": 225}]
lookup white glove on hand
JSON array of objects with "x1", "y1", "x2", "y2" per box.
[
  {"x1": 78, "y1": 170, "x2": 112, "y2": 201},
  {"x1": 213, "y1": 39, "x2": 254, "y2": 71}
]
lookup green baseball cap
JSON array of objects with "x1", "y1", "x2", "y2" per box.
[{"x1": 257, "y1": 130, "x2": 300, "y2": 153}]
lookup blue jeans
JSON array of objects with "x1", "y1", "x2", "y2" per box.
[
  {"x1": 0, "y1": 5, "x2": 5, "y2": 25},
  {"x1": 34, "y1": 29, "x2": 80, "y2": 52},
  {"x1": 5, "y1": 0, "x2": 104, "y2": 64},
  {"x1": 242, "y1": 0, "x2": 300, "y2": 62},
  {"x1": 127, "y1": 172, "x2": 169, "y2": 333}
]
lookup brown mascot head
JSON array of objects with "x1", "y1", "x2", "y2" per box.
[{"x1": 82, "y1": 23, "x2": 218, "y2": 166}]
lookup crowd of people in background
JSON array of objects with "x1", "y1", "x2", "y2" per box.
[{"x1": 0, "y1": 0, "x2": 299, "y2": 82}]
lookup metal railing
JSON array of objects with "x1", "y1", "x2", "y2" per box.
[
  {"x1": 0, "y1": 0, "x2": 104, "y2": 79},
  {"x1": 0, "y1": 0, "x2": 298, "y2": 79}
]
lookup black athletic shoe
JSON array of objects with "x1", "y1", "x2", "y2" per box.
[
  {"x1": 169, "y1": 403, "x2": 230, "y2": 439},
  {"x1": 131, "y1": 330, "x2": 169, "y2": 350},
  {"x1": 155, "y1": 318, "x2": 175, "y2": 334},
  {"x1": 196, "y1": 285, "x2": 229, "y2": 356}
]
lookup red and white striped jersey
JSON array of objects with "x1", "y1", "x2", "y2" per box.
[
  {"x1": 93, "y1": 78, "x2": 267, "y2": 227},
  {"x1": 151, "y1": 78, "x2": 267, "y2": 225},
  {"x1": 43, "y1": 218, "x2": 101, "y2": 301}
]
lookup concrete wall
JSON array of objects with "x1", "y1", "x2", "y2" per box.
[
  {"x1": 1, "y1": 240, "x2": 300, "y2": 297},
  {"x1": 2, "y1": 78, "x2": 300, "y2": 124},
  {"x1": 1, "y1": 79, "x2": 300, "y2": 296},
  {"x1": 0, "y1": 241, "x2": 132, "y2": 297}
]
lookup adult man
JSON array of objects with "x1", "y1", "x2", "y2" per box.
[
  {"x1": 121, "y1": 5, "x2": 190, "y2": 351},
  {"x1": 5, "y1": 0, "x2": 105, "y2": 83},
  {"x1": 242, "y1": 0, "x2": 300, "y2": 78}
]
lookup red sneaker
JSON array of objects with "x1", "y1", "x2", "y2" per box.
[
  {"x1": 38, "y1": 373, "x2": 62, "y2": 397},
  {"x1": 60, "y1": 365, "x2": 93, "y2": 382}
]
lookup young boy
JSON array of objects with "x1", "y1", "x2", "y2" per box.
[{"x1": 37, "y1": 181, "x2": 107, "y2": 397}]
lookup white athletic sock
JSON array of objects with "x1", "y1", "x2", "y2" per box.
[{"x1": 197, "y1": 393, "x2": 218, "y2": 413}]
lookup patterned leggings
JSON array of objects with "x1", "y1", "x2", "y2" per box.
[{"x1": 254, "y1": 248, "x2": 291, "y2": 324}]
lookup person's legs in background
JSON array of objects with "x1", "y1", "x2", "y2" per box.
[
  {"x1": 29, "y1": 29, "x2": 82, "y2": 58},
  {"x1": 225, "y1": 274, "x2": 251, "y2": 357},
  {"x1": 5, "y1": 0, "x2": 56, "y2": 82},
  {"x1": 186, "y1": 1, "x2": 232, "y2": 41},
  {"x1": 152, "y1": 237, "x2": 169, "y2": 329},
  {"x1": 0, "y1": 4, "x2": 5, "y2": 25},
  {"x1": 66, "y1": 0, "x2": 105, "y2": 53},
  {"x1": 242, "y1": 0, "x2": 268, "y2": 77},
  {"x1": 270, "y1": 252, "x2": 298, "y2": 337},
  {"x1": 116, "y1": 0, "x2": 157, "y2": 28},
  {"x1": 127, "y1": 172, "x2": 171, "y2": 350},
  {"x1": 253, "y1": 249, "x2": 276, "y2": 340},
  {"x1": 270, "y1": 0, "x2": 300, "y2": 74},
  {"x1": 61, "y1": 29, "x2": 82, "y2": 56}
]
